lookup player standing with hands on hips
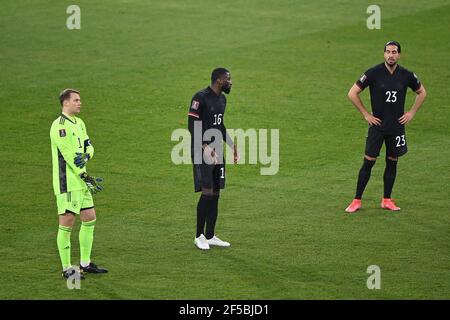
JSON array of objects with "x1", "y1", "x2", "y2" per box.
[
  {"x1": 345, "y1": 41, "x2": 427, "y2": 213},
  {"x1": 50, "y1": 89, "x2": 107, "y2": 279},
  {"x1": 188, "y1": 68, "x2": 239, "y2": 250}
]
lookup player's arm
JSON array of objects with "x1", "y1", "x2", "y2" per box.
[
  {"x1": 74, "y1": 120, "x2": 94, "y2": 169},
  {"x1": 399, "y1": 84, "x2": 427, "y2": 125},
  {"x1": 220, "y1": 123, "x2": 239, "y2": 164},
  {"x1": 187, "y1": 96, "x2": 206, "y2": 149},
  {"x1": 188, "y1": 96, "x2": 217, "y2": 164},
  {"x1": 187, "y1": 113, "x2": 201, "y2": 147},
  {"x1": 348, "y1": 83, "x2": 381, "y2": 126},
  {"x1": 188, "y1": 114, "x2": 218, "y2": 164},
  {"x1": 82, "y1": 120, "x2": 95, "y2": 159},
  {"x1": 50, "y1": 124, "x2": 84, "y2": 176}
]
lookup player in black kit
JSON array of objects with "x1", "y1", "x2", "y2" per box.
[
  {"x1": 345, "y1": 41, "x2": 427, "y2": 213},
  {"x1": 188, "y1": 68, "x2": 239, "y2": 249}
]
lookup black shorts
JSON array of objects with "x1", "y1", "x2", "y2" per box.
[
  {"x1": 193, "y1": 163, "x2": 225, "y2": 192},
  {"x1": 365, "y1": 126, "x2": 408, "y2": 158}
]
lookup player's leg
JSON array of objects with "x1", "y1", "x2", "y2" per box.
[
  {"x1": 205, "y1": 165, "x2": 222, "y2": 240},
  {"x1": 195, "y1": 164, "x2": 215, "y2": 237},
  {"x1": 381, "y1": 155, "x2": 400, "y2": 211},
  {"x1": 58, "y1": 212, "x2": 75, "y2": 272},
  {"x1": 346, "y1": 127, "x2": 382, "y2": 213},
  {"x1": 356, "y1": 127, "x2": 384, "y2": 200},
  {"x1": 205, "y1": 189, "x2": 219, "y2": 240},
  {"x1": 56, "y1": 192, "x2": 84, "y2": 279},
  {"x1": 194, "y1": 188, "x2": 214, "y2": 250},
  {"x1": 79, "y1": 208, "x2": 96, "y2": 268},
  {"x1": 205, "y1": 165, "x2": 230, "y2": 247},
  {"x1": 197, "y1": 187, "x2": 214, "y2": 237},
  {"x1": 345, "y1": 155, "x2": 377, "y2": 213},
  {"x1": 79, "y1": 190, "x2": 108, "y2": 273},
  {"x1": 381, "y1": 132, "x2": 407, "y2": 211},
  {"x1": 206, "y1": 189, "x2": 230, "y2": 247},
  {"x1": 355, "y1": 154, "x2": 377, "y2": 199},
  {"x1": 193, "y1": 164, "x2": 214, "y2": 250},
  {"x1": 383, "y1": 156, "x2": 398, "y2": 199}
]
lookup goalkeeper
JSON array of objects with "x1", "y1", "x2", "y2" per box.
[{"x1": 50, "y1": 89, "x2": 107, "y2": 279}]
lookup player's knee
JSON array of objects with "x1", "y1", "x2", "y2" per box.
[
  {"x1": 201, "y1": 188, "x2": 214, "y2": 196},
  {"x1": 80, "y1": 208, "x2": 96, "y2": 222},
  {"x1": 59, "y1": 212, "x2": 75, "y2": 227},
  {"x1": 360, "y1": 156, "x2": 376, "y2": 173},
  {"x1": 364, "y1": 155, "x2": 377, "y2": 162},
  {"x1": 386, "y1": 157, "x2": 398, "y2": 170}
]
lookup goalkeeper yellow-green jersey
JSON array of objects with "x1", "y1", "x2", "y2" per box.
[{"x1": 50, "y1": 113, "x2": 94, "y2": 195}]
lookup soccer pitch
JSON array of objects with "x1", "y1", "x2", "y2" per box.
[{"x1": 0, "y1": 0, "x2": 449, "y2": 299}]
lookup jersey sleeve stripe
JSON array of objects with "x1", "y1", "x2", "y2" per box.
[
  {"x1": 188, "y1": 112, "x2": 200, "y2": 118},
  {"x1": 355, "y1": 81, "x2": 364, "y2": 89}
]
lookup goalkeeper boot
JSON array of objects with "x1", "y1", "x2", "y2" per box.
[
  {"x1": 345, "y1": 199, "x2": 362, "y2": 213},
  {"x1": 80, "y1": 262, "x2": 108, "y2": 274},
  {"x1": 206, "y1": 235, "x2": 230, "y2": 247},
  {"x1": 381, "y1": 198, "x2": 401, "y2": 211}
]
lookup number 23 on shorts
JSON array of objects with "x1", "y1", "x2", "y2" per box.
[{"x1": 395, "y1": 134, "x2": 406, "y2": 147}]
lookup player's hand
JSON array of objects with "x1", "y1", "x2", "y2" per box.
[
  {"x1": 233, "y1": 145, "x2": 240, "y2": 164},
  {"x1": 74, "y1": 152, "x2": 90, "y2": 168},
  {"x1": 203, "y1": 144, "x2": 218, "y2": 165},
  {"x1": 398, "y1": 111, "x2": 415, "y2": 125},
  {"x1": 364, "y1": 113, "x2": 382, "y2": 126},
  {"x1": 79, "y1": 172, "x2": 103, "y2": 194}
]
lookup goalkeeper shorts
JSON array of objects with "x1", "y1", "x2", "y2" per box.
[{"x1": 56, "y1": 189, "x2": 94, "y2": 215}]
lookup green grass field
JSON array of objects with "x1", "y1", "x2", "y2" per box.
[{"x1": 1, "y1": 0, "x2": 449, "y2": 299}]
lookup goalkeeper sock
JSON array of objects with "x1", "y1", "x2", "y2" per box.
[
  {"x1": 196, "y1": 194, "x2": 213, "y2": 238},
  {"x1": 205, "y1": 195, "x2": 219, "y2": 240},
  {"x1": 79, "y1": 219, "x2": 96, "y2": 266},
  {"x1": 57, "y1": 225, "x2": 72, "y2": 270},
  {"x1": 383, "y1": 158, "x2": 398, "y2": 198},
  {"x1": 355, "y1": 158, "x2": 376, "y2": 199}
]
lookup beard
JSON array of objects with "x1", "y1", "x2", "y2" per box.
[
  {"x1": 386, "y1": 59, "x2": 397, "y2": 66},
  {"x1": 222, "y1": 85, "x2": 231, "y2": 94}
]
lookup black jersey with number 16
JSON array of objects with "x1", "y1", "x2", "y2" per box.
[
  {"x1": 188, "y1": 86, "x2": 227, "y2": 147},
  {"x1": 356, "y1": 63, "x2": 421, "y2": 133}
]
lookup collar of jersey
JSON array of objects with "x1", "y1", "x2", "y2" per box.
[
  {"x1": 207, "y1": 86, "x2": 221, "y2": 97},
  {"x1": 61, "y1": 112, "x2": 77, "y2": 124},
  {"x1": 383, "y1": 62, "x2": 399, "y2": 75}
]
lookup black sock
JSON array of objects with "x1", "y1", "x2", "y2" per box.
[
  {"x1": 383, "y1": 158, "x2": 398, "y2": 198},
  {"x1": 355, "y1": 158, "x2": 376, "y2": 199},
  {"x1": 196, "y1": 195, "x2": 213, "y2": 238},
  {"x1": 205, "y1": 195, "x2": 219, "y2": 240}
]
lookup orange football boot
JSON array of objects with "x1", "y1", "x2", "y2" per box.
[
  {"x1": 345, "y1": 199, "x2": 361, "y2": 213},
  {"x1": 381, "y1": 198, "x2": 401, "y2": 211}
]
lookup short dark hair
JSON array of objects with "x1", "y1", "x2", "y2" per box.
[
  {"x1": 59, "y1": 89, "x2": 80, "y2": 106},
  {"x1": 384, "y1": 40, "x2": 401, "y2": 53},
  {"x1": 211, "y1": 68, "x2": 230, "y2": 84}
]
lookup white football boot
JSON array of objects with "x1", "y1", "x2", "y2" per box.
[
  {"x1": 206, "y1": 235, "x2": 230, "y2": 247},
  {"x1": 194, "y1": 234, "x2": 210, "y2": 250}
]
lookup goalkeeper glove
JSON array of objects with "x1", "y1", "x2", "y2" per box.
[
  {"x1": 80, "y1": 172, "x2": 103, "y2": 194},
  {"x1": 74, "y1": 152, "x2": 90, "y2": 169}
]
